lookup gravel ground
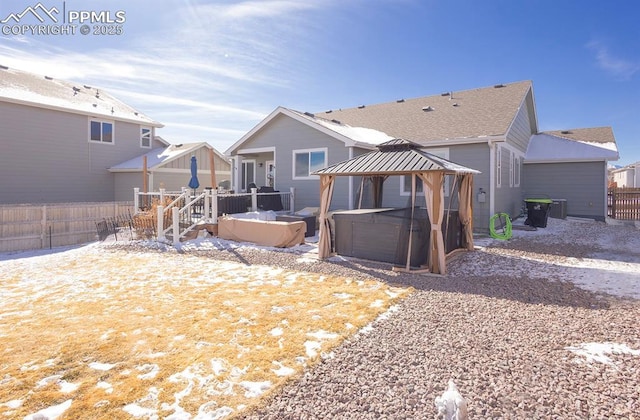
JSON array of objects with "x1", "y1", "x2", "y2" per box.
[{"x1": 118, "y1": 218, "x2": 640, "y2": 419}]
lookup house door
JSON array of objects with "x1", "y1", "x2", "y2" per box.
[
  {"x1": 266, "y1": 161, "x2": 275, "y2": 188},
  {"x1": 241, "y1": 160, "x2": 256, "y2": 191}
]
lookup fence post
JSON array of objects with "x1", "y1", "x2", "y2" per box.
[
  {"x1": 212, "y1": 188, "x2": 218, "y2": 224},
  {"x1": 157, "y1": 205, "x2": 165, "y2": 241},
  {"x1": 173, "y1": 207, "x2": 180, "y2": 246},
  {"x1": 251, "y1": 187, "x2": 258, "y2": 212},
  {"x1": 204, "y1": 189, "x2": 210, "y2": 220},
  {"x1": 41, "y1": 205, "x2": 47, "y2": 249},
  {"x1": 290, "y1": 187, "x2": 295, "y2": 212},
  {"x1": 159, "y1": 188, "x2": 166, "y2": 205},
  {"x1": 611, "y1": 188, "x2": 617, "y2": 219},
  {"x1": 134, "y1": 188, "x2": 140, "y2": 213}
]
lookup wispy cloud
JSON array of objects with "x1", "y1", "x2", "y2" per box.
[
  {"x1": 0, "y1": 0, "x2": 333, "y2": 149},
  {"x1": 586, "y1": 40, "x2": 639, "y2": 80}
]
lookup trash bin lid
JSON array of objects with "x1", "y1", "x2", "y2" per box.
[{"x1": 524, "y1": 198, "x2": 553, "y2": 204}]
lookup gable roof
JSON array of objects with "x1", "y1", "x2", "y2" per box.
[
  {"x1": 525, "y1": 127, "x2": 619, "y2": 163},
  {"x1": 225, "y1": 106, "x2": 393, "y2": 155},
  {"x1": 314, "y1": 139, "x2": 480, "y2": 176},
  {"x1": 109, "y1": 142, "x2": 226, "y2": 172},
  {"x1": 312, "y1": 81, "x2": 535, "y2": 144},
  {"x1": 0, "y1": 66, "x2": 163, "y2": 127}
]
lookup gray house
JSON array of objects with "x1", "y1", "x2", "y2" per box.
[
  {"x1": 226, "y1": 80, "x2": 619, "y2": 231},
  {"x1": 0, "y1": 66, "x2": 165, "y2": 204},
  {"x1": 524, "y1": 127, "x2": 619, "y2": 221},
  {"x1": 109, "y1": 142, "x2": 231, "y2": 201}
]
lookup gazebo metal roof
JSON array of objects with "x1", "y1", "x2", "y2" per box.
[{"x1": 313, "y1": 139, "x2": 480, "y2": 176}]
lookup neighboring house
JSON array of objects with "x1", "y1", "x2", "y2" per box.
[
  {"x1": 523, "y1": 128, "x2": 619, "y2": 221},
  {"x1": 227, "y1": 80, "x2": 619, "y2": 231},
  {"x1": 0, "y1": 66, "x2": 165, "y2": 204},
  {"x1": 109, "y1": 142, "x2": 231, "y2": 201},
  {"x1": 611, "y1": 161, "x2": 640, "y2": 188}
]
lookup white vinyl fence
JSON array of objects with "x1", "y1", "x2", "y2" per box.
[{"x1": 0, "y1": 202, "x2": 134, "y2": 253}]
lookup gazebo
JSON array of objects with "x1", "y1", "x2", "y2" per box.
[{"x1": 313, "y1": 139, "x2": 480, "y2": 274}]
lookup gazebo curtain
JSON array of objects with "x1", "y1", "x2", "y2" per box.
[
  {"x1": 418, "y1": 172, "x2": 446, "y2": 274},
  {"x1": 458, "y1": 174, "x2": 474, "y2": 250},
  {"x1": 318, "y1": 174, "x2": 335, "y2": 259}
]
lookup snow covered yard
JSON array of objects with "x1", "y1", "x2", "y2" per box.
[{"x1": 0, "y1": 242, "x2": 409, "y2": 419}]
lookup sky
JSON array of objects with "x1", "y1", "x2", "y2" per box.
[{"x1": 1, "y1": 0, "x2": 639, "y2": 166}]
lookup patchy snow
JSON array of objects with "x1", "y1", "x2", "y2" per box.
[
  {"x1": 566, "y1": 342, "x2": 640, "y2": 366},
  {"x1": 89, "y1": 362, "x2": 117, "y2": 371},
  {"x1": 24, "y1": 399, "x2": 72, "y2": 420},
  {"x1": 238, "y1": 381, "x2": 271, "y2": 398}
]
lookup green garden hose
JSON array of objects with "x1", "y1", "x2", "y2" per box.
[{"x1": 490, "y1": 212, "x2": 512, "y2": 240}]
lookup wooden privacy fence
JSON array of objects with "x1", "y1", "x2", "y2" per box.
[
  {"x1": 0, "y1": 202, "x2": 134, "y2": 253},
  {"x1": 608, "y1": 188, "x2": 640, "y2": 220}
]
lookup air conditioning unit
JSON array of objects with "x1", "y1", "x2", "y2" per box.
[{"x1": 550, "y1": 199, "x2": 567, "y2": 219}]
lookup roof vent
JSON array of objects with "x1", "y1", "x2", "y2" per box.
[
  {"x1": 422, "y1": 106, "x2": 434, "y2": 112},
  {"x1": 331, "y1": 119, "x2": 341, "y2": 124},
  {"x1": 326, "y1": 110, "x2": 332, "y2": 113},
  {"x1": 358, "y1": 105, "x2": 365, "y2": 109},
  {"x1": 176, "y1": 144, "x2": 183, "y2": 147},
  {"x1": 304, "y1": 111, "x2": 314, "y2": 117},
  {"x1": 452, "y1": 103, "x2": 459, "y2": 107},
  {"x1": 72, "y1": 86, "x2": 81, "y2": 95},
  {"x1": 134, "y1": 112, "x2": 139, "y2": 116},
  {"x1": 44, "y1": 75, "x2": 53, "y2": 80},
  {"x1": 396, "y1": 99, "x2": 405, "y2": 103},
  {"x1": 84, "y1": 85, "x2": 91, "y2": 89},
  {"x1": 95, "y1": 90, "x2": 100, "y2": 98},
  {"x1": 0, "y1": 65, "x2": 8, "y2": 70},
  {"x1": 494, "y1": 84, "x2": 506, "y2": 88},
  {"x1": 440, "y1": 92, "x2": 450, "y2": 96},
  {"x1": 92, "y1": 104, "x2": 97, "y2": 107},
  {"x1": 111, "y1": 107, "x2": 114, "y2": 114},
  {"x1": 560, "y1": 130, "x2": 573, "y2": 135}
]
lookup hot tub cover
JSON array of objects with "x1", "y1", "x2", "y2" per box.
[{"x1": 218, "y1": 216, "x2": 305, "y2": 248}]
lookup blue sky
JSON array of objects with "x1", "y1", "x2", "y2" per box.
[{"x1": 1, "y1": 0, "x2": 639, "y2": 165}]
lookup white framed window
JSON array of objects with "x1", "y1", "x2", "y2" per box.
[
  {"x1": 292, "y1": 148, "x2": 327, "y2": 179},
  {"x1": 509, "y1": 150, "x2": 514, "y2": 188},
  {"x1": 141, "y1": 127, "x2": 152, "y2": 148},
  {"x1": 513, "y1": 155, "x2": 521, "y2": 187},
  {"x1": 89, "y1": 119, "x2": 114, "y2": 144},
  {"x1": 496, "y1": 147, "x2": 502, "y2": 188},
  {"x1": 241, "y1": 160, "x2": 256, "y2": 191},
  {"x1": 400, "y1": 148, "x2": 450, "y2": 196}
]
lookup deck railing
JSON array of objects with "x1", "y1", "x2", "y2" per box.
[{"x1": 133, "y1": 187, "x2": 295, "y2": 244}]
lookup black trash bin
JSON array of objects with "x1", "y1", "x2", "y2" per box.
[{"x1": 524, "y1": 198, "x2": 552, "y2": 228}]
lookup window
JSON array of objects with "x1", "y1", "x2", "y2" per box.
[
  {"x1": 141, "y1": 127, "x2": 152, "y2": 148},
  {"x1": 509, "y1": 150, "x2": 514, "y2": 188},
  {"x1": 293, "y1": 148, "x2": 327, "y2": 179},
  {"x1": 496, "y1": 147, "x2": 502, "y2": 188},
  {"x1": 241, "y1": 160, "x2": 256, "y2": 191},
  {"x1": 514, "y1": 156, "x2": 521, "y2": 187},
  {"x1": 89, "y1": 120, "x2": 113, "y2": 143}
]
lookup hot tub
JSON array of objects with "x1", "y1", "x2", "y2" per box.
[{"x1": 332, "y1": 207, "x2": 461, "y2": 267}]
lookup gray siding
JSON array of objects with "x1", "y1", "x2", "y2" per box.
[
  {"x1": 237, "y1": 115, "x2": 353, "y2": 211},
  {"x1": 505, "y1": 90, "x2": 536, "y2": 152},
  {"x1": 1, "y1": 101, "x2": 153, "y2": 204},
  {"x1": 523, "y1": 161, "x2": 607, "y2": 221},
  {"x1": 494, "y1": 146, "x2": 526, "y2": 225}
]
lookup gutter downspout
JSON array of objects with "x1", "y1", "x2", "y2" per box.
[{"x1": 348, "y1": 147, "x2": 354, "y2": 209}]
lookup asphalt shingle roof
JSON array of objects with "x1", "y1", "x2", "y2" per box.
[
  {"x1": 0, "y1": 66, "x2": 162, "y2": 126},
  {"x1": 313, "y1": 81, "x2": 533, "y2": 144}
]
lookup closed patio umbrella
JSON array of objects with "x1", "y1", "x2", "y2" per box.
[{"x1": 188, "y1": 156, "x2": 200, "y2": 191}]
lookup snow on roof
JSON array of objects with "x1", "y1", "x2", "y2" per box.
[
  {"x1": 109, "y1": 142, "x2": 210, "y2": 171},
  {"x1": 290, "y1": 109, "x2": 394, "y2": 146},
  {"x1": 525, "y1": 133, "x2": 619, "y2": 163},
  {"x1": 0, "y1": 66, "x2": 162, "y2": 127}
]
